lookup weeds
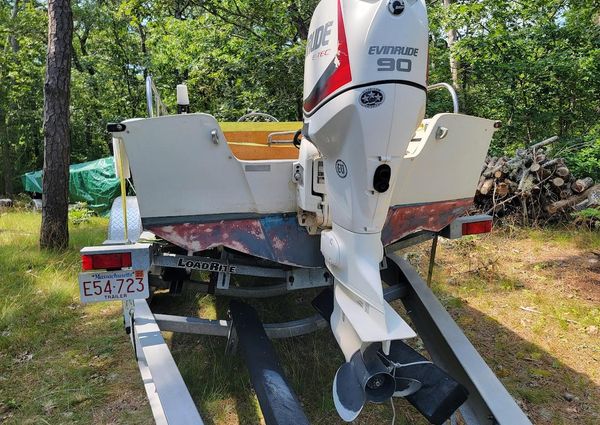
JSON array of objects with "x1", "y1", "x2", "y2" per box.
[
  {"x1": 0, "y1": 212, "x2": 151, "y2": 424},
  {"x1": 1, "y1": 211, "x2": 599, "y2": 424},
  {"x1": 68, "y1": 202, "x2": 94, "y2": 225}
]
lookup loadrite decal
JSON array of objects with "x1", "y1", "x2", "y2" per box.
[
  {"x1": 368, "y1": 46, "x2": 420, "y2": 57},
  {"x1": 177, "y1": 257, "x2": 237, "y2": 273}
]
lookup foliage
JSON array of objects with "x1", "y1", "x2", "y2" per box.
[
  {"x1": 572, "y1": 207, "x2": 600, "y2": 229},
  {"x1": 0, "y1": 0, "x2": 599, "y2": 196},
  {"x1": 573, "y1": 207, "x2": 600, "y2": 220},
  {"x1": 559, "y1": 130, "x2": 600, "y2": 181},
  {"x1": 68, "y1": 201, "x2": 94, "y2": 224}
]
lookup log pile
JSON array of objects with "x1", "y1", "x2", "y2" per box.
[{"x1": 475, "y1": 136, "x2": 599, "y2": 224}]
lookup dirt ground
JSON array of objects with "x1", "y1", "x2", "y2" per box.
[
  {"x1": 1, "y1": 212, "x2": 598, "y2": 424},
  {"x1": 150, "y1": 226, "x2": 599, "y2": 425},
  {"x1": 420, "y1": 227, "x2": 600, "y2": 424}
]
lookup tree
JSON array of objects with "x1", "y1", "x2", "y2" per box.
[
  {"x1": 40, "y1": 0, "x2": 73, "y2": 250},
  {"x1": 0, "y1": 0, "x2": 20, "y2": 196},
  {"x1": 442, "y1": 0, "x2": 459, "y2": 90}
]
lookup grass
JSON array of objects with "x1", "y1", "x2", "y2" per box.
[
  {"x1": 426, "y1": 227, "x2": 600, "y2": 424},
  {"x1": 0, "y1": 211, "x2": 152, "y2": 424},
  {"x1": 1, "y1": 210, "x2": 599, "y2": 424}
]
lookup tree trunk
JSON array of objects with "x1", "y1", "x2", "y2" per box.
[
  {"x1": 288, "y1": 1, "x2": 309, "y2": 40},
  {"x1": 547, "y1": 185, "x2": 600, "y2": 215},
  {"x1": 443, "y1": 0, "x2": 459, "y2": 90},
  {"x1": 8, "y1": 0, "x2": 20, "y2": 52},
  {"x1": 40, "y1": 0, "x2": 73, "y2": 250},
  {"x1": 0, "y1": 107, "x2": 11, "y2": 196}
]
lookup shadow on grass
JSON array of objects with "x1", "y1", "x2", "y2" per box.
[
  {"x1": 432, "y1": 297, "x2": 600, "y2": 425},
  {"x1": 148, "y1": 277, "x2": 600, "y2": 425},
  {"x1": 149, "y1": 288, "x2": 347, "y2": 425}
]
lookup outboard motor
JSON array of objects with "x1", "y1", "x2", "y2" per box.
[{"x1": 301, "y1": 0, "x2": 469, "y2": 421}]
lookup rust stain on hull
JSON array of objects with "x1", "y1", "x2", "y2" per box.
[
  {"x1": 149, "y1": 215, "x2": 324, "y2": 268},
  {"x1": 382, "y1": 198, "x2": 474, "y2": 245},
  {"x1": 148, "y1": 198, "x2": 474, "y2": 267}
]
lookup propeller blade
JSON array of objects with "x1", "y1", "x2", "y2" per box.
[
  {"x1": 333, "y1": 361, "x2": 366, "y2": 422},
  {"x1": 393, "y1": 377, "x2": 422, "y2": 397},
  {"x1": 382, "y1": 340, "x2": 469, "y2": 425}
]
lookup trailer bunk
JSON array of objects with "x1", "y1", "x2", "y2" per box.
[{"x1": 106, "y1": 225, "x2": 531, "y2": 425}]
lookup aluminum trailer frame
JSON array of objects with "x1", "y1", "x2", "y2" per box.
[
  {"x1": 121, "y1": 228, "x2": 530, "y2": 425},
  {"x1": 123, "y1": 276, "x2": 411, "y2": 425}
]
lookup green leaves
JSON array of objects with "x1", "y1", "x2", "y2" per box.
[{"x1": 0, "y1": 0, "x2": 599, "y2": 194}]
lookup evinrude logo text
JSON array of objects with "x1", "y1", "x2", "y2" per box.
[
  {"x1": 177, "y1": 258, "x2": 237, "y2": 273},
  {"x1": 306, "y1": 21, "x2": 333, "y2": 56},
  {"x1": 368, "y1": 46, "x2": 419, "y2": 57},
  {"x1": 360, "y1": 88, "x2": 385, "y2": 108}
]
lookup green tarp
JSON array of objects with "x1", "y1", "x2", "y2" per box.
[{"x1": 22, "y1": 157, "x2": 120, "y2": 215}]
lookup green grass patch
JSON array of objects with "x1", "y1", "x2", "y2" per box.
[
  {"x1": 2, "y1": 211, "x2": 599, "y2": 424},
  {"x1": 0, "y1": 211, "x2": 151, "y2": 424},
  {"x1": 527, "y1": 226, "x2": 600, "y2": 250}
]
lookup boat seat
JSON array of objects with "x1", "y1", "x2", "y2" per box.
[{"x1": 220, "y1": 122, "x2": 301, "y2": 161}]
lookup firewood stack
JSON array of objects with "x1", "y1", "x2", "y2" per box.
[{"x1": 475, "y1": 136, "x2": 599, "y2": 224}]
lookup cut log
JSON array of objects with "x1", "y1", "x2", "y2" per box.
[
  {"x1": 547, "y1": 185, "x2": 600, "y2": 214},
  {"x1": 538, "y1": 168, "x2": 552, "y2": 179},
  {"x1": 505, "y1": 179, "x2": 518, "y2": 191},
  {"x1": 518, "y1": 166, "x2": 531, "y2": 192},
  {"x1": 477, "y1": 175, "x2": 487, "y2": 192},
  {"x1": 483, "y1": 157, "x2": 501, "y2": 178},
  {"x1": 480, "y1": 178, "x2": 495, "y2": 195},
  {"x1": 496, "y1": 182, "x2": 510, "y2": 197},
  {"x1": 521, "y1": 175, "x2": 536, "y2": 195},
  {"x1": 556, "y1": 166, "x2": 570, "y2": 178},
  {"x1": 552, "y1": 177, "x2": 565, "y2": 188},
  {"x1": 560, "y1": 190, "x2": 572, "y2": 200},
  {"x1": 573, "y1": 200, "x2": 590, "y2": 212},
  {"x1": 530, "y1": 163, "x2": 541, "y2": 173},
  {"x1": 542, "y1": 158, "x2": 562, "y2": 169},
  {"x1": 530, "y1": 136, "x2": 558, "y2": 150},
  {"x1": 572, "y1": 177, "x2": 594, "y2": 194}
]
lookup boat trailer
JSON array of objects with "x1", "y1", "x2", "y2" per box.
[{"x1": 117, "y1": 228, "x2": 531, "y2": 425}]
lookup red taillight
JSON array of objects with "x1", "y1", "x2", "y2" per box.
[
  {"x1": 462, "y1": 220, "x2": 493, "y2": 236},
  {"x1": 82, "y1": 252, "x2": 132, "y2": 271}
]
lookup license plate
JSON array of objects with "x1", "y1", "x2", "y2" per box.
[{"x1": 78, "y1": 269, "x2": 149, "y2": 303}]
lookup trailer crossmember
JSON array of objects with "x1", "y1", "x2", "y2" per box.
[{"x1": 124, "y1": 251, "x2": 530, "y2": 425}]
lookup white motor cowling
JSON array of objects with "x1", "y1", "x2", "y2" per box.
[
  {"x1": 301, "y1": 0, "x2": 429, "y2": 420},
  {"x1": 303, "y1": 0, "x2": 428, "y2": 233}
]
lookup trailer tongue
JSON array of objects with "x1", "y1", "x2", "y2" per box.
[{"x1": 77, "y1": 0, "x2": 531, "y2": 423}]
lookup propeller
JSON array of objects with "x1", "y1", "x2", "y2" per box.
[
  {"x1": 333, "y1": 344, "x2": 396, "y2": 422},
  {"x1": 333, "y1": 340, "x2": 469, "y2": 424}
]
